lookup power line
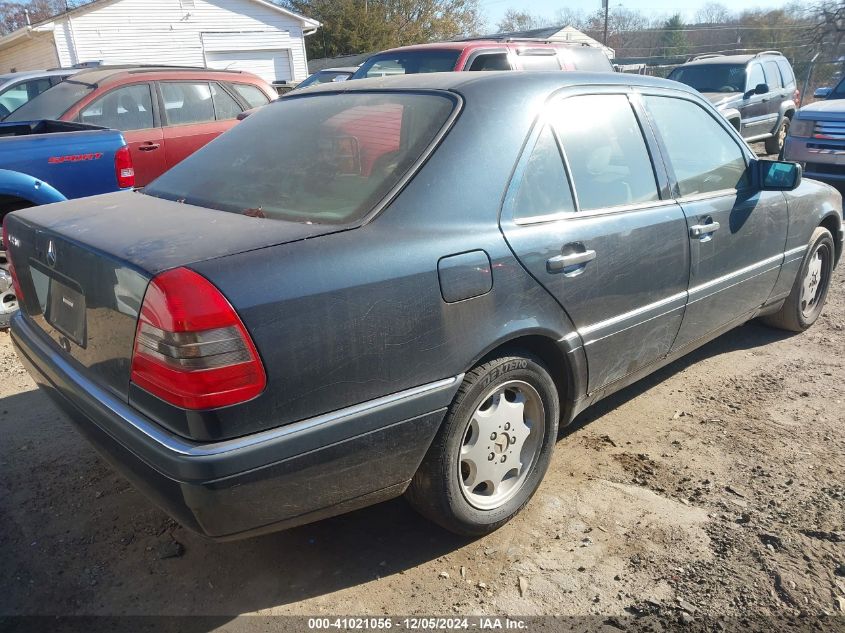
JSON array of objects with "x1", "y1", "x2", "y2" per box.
[{"x1": 618, "y1": 39, "x2": 818, "y2": 53}]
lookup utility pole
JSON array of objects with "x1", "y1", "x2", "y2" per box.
[{"x1": 602, "y1": 0, "x2": 609, "y2": 46}]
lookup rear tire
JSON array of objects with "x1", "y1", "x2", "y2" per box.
[
  {"x1": 0, "y1": 200, "x2": 32, "y2": 329},
  {"x1": 406, "y1": 353, "x2": 559, "y2": 536},
  {"x1": 761, "y1": 227, "x2": 834, "y2": 332},
  {"x1": 765, "y1": 116, "x2": 790, "y2": 155}
]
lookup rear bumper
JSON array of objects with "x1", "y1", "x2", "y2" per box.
[{"x1": 11, "y1": 313, "x2": 456, "y2": 540}]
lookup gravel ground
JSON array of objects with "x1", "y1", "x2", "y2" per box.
[{"x1": 1, "y1": 160, "x2": 844, "y2": 630}]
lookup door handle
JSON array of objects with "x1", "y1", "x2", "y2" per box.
[
  {"x1": 547, "y1": 249, "x2": 596, "y2": 273},
  {"x1": 689, "y1": 221, "x2": 720, "y2": 238},
  {"x1": 138, "y1": 143, "x2": 160, "y2": 152}
]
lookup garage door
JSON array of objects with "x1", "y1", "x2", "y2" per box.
[{"x1": 204, "y1": 49, "x2": 291, "y2": 84}]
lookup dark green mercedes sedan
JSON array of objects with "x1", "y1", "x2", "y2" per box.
[{"x1": 4, "y1": 71, "x2": 842, "y2": 540}]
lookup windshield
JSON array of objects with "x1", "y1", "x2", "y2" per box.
[
  {"x1": 668, "y1": 64, "x2": 746, "y2": 93},
  {"x1": 352, "y1": 50, "x2": 461, "y2": 79},
  {"x1": 5, "y1": 80, "x2": 95, "y2": 121},
  {"x1": 144, "y1": 92, "x2": 456, "y2": 225},
  {"x1": 297, "y1": 70, "x2": 353, "y2": 89},
  {"x1": 830, "y1": 76, "x2": 845, "y2": 100}
]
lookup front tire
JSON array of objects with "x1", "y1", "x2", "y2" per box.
[
  {"x1": 762, "y1": 226, "x2": 834, "y2": 332},
  {"x1": 406, "y1": 353, "x2": 560, "y2": 536},
  {"x1": 765, "y1": 115, "x2": 790, "y2": 155}
]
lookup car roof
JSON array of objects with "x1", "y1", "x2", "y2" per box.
[
  {"x1": 368, "y1": 40, "x2": 590, "y2": 55},
  {"x1": 293, "y1": 69, "x2": 693, "y2": 99},
  {"x1": 0, "y1": 68, "x2": 77, "y2": 85},
  {"x1": 680, "y1": 53, "x2": 786, "y2": 67},
  {"x1": 68, "y1": 65, "x2": 259, "y2": 87}
]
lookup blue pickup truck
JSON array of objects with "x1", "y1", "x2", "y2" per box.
[{"x1": 1, "y1": 119, "x2": 133, "y2": 326}]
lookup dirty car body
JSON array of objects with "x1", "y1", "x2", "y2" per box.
[{"x1": 6, "y1": 72, "x2": 843, "y2": 540}]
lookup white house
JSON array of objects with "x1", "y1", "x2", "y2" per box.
[{"x1": 0, "y1": 0, "x2": 320, "y2": 85}]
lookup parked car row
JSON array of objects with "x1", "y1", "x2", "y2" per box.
[{"x1": 4, "y1": 70, "x2": 841, "y2": 540}]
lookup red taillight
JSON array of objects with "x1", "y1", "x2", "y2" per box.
[
  {"x1": 115, "y1": 145, "x2": 135, "y2": 189},
  {"x1": 2, "y1": 215, "x2": 24, "y2": 303},
  {"x1": 130, "y1": 267, "x2": 266, "y2": 410},
  {"x1": 794, "y1": 89, "x2": 800, "y2": 103}
]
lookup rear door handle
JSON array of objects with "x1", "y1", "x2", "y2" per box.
[
  {"x1": 138, "y1": 143, "x2": 160, "y2": 152},
  {"x1": 689, "y1": 222, "x2": 720, "y2": 238},
  {"x1": 547, "y1": 249, "x2": 596, "y2": 273}
]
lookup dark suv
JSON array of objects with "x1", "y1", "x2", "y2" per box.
[{"x1": 668, "y1": 51, "x2": 798, "y2": 155}]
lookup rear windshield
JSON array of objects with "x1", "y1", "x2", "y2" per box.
[
  {"x1": 5, "y1": 80, "x2": 95, "y2": 121},
  {"x1": 352, "y1": 50, "x2": 461, "y2": 79},
  {"x1": 144, "y1": 92, "x2": 456, "y2": 224},
  {"x1": 668, "y1": 64, "x2": 746, "y2": 93}
]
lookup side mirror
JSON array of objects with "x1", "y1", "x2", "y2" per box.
[
  {"x1": 813, "y1": 87, "x2": 832, "y2": 99},
  {"x1": 754, "y1": 83, "x2": 769, "y2": 95},
  {"x1": 758, "y1": 159, "x2": 802, "y2": 191}
]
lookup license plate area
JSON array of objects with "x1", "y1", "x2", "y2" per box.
[{"x1": 44, "y1": 275, "x2": 86, "y2": 347}]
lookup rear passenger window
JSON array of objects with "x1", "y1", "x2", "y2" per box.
[
  {"x1": 644, "y1": 96, "x2": 748, "y2": 196},
  {"x1": 764, "y1": 62, "x2": 782, "y2": 89},
  {"x1": 161, "y1": 82, "x2": 215, "y2": 125},
  {"x1": 232, "y1": 83, "x2": 271, "y2": 108},
  {"x1": 211, "y1": 83, "x2": 242, "y2": 120},
  {"x1": 776, "y1": 60, "x2": 795, "y2": 87},
  {"x1": 518, "y1": 53, "x2": 561, "y2": 71},
  {"x1": 467, "y1": 53, "x2": 510, "y2": 71},
  {"x1": 511, "y1": 126, "x2": 575, "y2": 221},
  {"x1": 553, "y1": 94, "x2": 659, "y2": 211},
  {"x1": 78, "y1": 83, "x2": 154, "y2": 131}
]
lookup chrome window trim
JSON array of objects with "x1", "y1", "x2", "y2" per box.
[{"x1": 514, "y1": 198, "x2": 678, "y2": 225}]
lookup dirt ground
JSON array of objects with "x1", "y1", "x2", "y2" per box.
[{"x1": 2, "y1": 236, "x2": 844, "y2": 627}]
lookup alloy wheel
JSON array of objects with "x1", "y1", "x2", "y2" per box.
[{"x1": 458, "y1": 380, "x2": 545, "y2": 510}]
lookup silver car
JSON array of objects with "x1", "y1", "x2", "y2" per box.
[{"x1": 0, "y1": 68, "x2": 78, "y2": 120}]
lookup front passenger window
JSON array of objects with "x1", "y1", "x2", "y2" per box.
[
  {"x1": 644, "y1": 96, "x2": 748, "y2": 197},
  {"x1": 468, "y1": 53, "x2": 510, "y2": 71},
  {"x1": 79, "y1": 84, "x2": 154, "y2": 131}
]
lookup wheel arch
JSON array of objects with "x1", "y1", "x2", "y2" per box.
[
  {"x1": 468, "y1": 330, "x2": 587, "y2": 425},
  {"x1": 819, "y1": 213, "x2": 842, "y2": 265}
]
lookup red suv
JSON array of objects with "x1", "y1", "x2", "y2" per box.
[
  {"x1": 7, "y1": 66, "x2": 276, "y2": 186},
  {"x1": 350, "y1": 39, "x2": 614, "y2": 79}
]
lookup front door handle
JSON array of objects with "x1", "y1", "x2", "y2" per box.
[
  {"x1": 547, "y1": 249, "x2": 596, "y2": 273},
  {"x1": 689, "y1": 221, "x2": 720, "y2": 238},
  {"x1": 138, "y1": 143, "x2": 160, "y2": 152}
]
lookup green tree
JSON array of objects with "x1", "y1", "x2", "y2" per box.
[
  {"x1": 660, "y1": 14, "x2": 687, "y2": 58},
  {"x1": 282, "y1": 0, "x2": 483, "y2": 59}
]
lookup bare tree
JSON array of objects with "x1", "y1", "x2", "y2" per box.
[
  {"x1": 695, "y1": 2, "x2": 733, "y2": 25},
  {"x1": 495, "y1": 8, "x2": 549, "y2": 33}
]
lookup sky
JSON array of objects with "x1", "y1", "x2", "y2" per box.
[{"x1": 481, "y1": 0, "x2": 800, "y2": 25}]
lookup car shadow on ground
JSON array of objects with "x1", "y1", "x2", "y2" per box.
[
  {"x1": 563, "y1": 320, "x2": 794, "y2": 435},
  {"x1": 0, "y1": 321, "x2": 793, "y2": 620}
]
